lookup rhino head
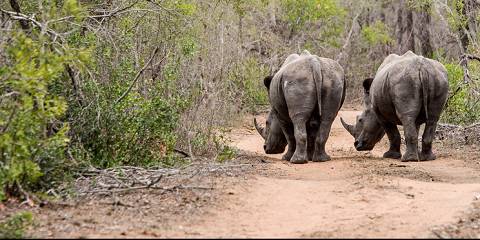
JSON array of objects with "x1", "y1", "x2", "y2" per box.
[
  {"x1": 254, "y1": 110, "x2": 287, "y2": 154},
  {"x1": 341, "y1": 78, "x2": 385, "y2": 151},
  {"x1": 254, "y1": 75, "x2": 287, "y2": 154}
]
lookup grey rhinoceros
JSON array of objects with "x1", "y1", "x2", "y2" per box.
[
  {"x1": 340, "y1": 51, "x2": 449, "y2": 161},
  {"x1": 254, "y1": 50, "x2": 346, "y2": 164}
]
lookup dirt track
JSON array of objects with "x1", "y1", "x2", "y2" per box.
[
  {"x1": 182, "y1": 110, "x2": 480, "y2": 238},
  {"x1": 16, "y1": 110, "x2": 480, "y2": 238}
]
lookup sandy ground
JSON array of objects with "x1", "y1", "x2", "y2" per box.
[
  {"x1": 5, "y1": 110, "x2": 480, "y2": 238},
  {"x1": 179, "y1": 110, "x2": 480, "y2": 238}
]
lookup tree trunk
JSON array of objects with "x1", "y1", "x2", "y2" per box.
[
  {"x1": 395, "y1": 0, "x2": 414, "y2": 54},
  {"x1": 459, "y1": 0, "x2": 479, "y2": 51},
  {"x1": 413, "y1": 4, "x2": 433, "y2": 57},
  {"x1": 395, "y1": 0, "x2": 432, "y2": 57}
]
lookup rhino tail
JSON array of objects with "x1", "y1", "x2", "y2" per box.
[
  {"x1": 419, "y1": 68, "x2": 429, "y2": 121},
  {"x1": 311, "y1": 59, "x2": 323, "y2": 118}
]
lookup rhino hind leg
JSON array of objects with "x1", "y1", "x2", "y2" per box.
[
  {"x1": 382, "y1": 123, "x2": 402, "y2": 159},
  {"x1": 289, "y1": 117, "x2": 309, "y2": 164},
  {"x1": 400, "y1": 118, "x2": 420, "y2": 162},
  {"x1": 311, "y1": 119, "x2": 334, "y2": 162},
  {"x1": 280, "y1": 122, "x2": 296, "y2": 161},
  {"x1": 307, "y1": 120, "x2": 320, "y2": 161},
  {"x1": 420, "y1": 121, "x2": 438, "y2": 161}
]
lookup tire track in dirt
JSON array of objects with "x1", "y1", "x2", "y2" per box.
[{"x1": 177, "y1": 110, "x2": 480, "y2": 238}]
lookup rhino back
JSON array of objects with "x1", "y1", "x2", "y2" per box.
[
  {"x1": 370, "y1": 53, "x2": 448, "y2": 124},
  {"x1": 268, "y1": 55, "x2": 344, "y2": 122}
]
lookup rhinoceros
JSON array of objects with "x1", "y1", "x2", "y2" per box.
[
  {"x1": 340, "y1": 51, "x2": 449, "y2": 161},
  {"x1": 254, "y1": 50, "x2": 346, "y2": 164}
]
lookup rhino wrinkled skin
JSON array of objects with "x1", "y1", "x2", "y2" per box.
[
  {"x1": 255, "y1": 50, "x2": 346, "y2": 164},
  {"x1": 341, "y1": 51, "x2": 449, "y2": 162}
]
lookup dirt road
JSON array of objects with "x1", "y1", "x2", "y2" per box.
[
  {"x1": 21, "y1": 110, "x2": 480, "y2": 238},
  {"x1": 181, "y1": 110, "x2": 480, "y2": 238}
]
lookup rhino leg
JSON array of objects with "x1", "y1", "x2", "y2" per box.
[
  {"x1": 307, "y1": 119, "x2": 320, "y2": 161},
  {"x1": 289, "y1": 117, "x2": 309, "y2": 164},
  {"x1": 420, "y1": 121, "x2": 438, "y2": 161},
  {"x1": 400, "y1": 118, "x2": 420, "y2": 162},
  {"x1": 312, "y1": 119, "x2": 334, "y2": 162},
  {"x1": 281, "y1": 123, "x2": 296, "y2": 161},
  {"x1": 382, "y1": 122, "x2": 402, "y2": 159}
]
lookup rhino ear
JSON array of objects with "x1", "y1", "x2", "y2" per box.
[
  {"x1": 264, "y1": 75, "x2": 273, "y2": 90},
  {"x1": 363, "y1": 78, "x2": 374, "y2": 94}
]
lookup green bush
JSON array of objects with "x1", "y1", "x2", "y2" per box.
[
  {"x1": 0, "y1": 33, "x2": 74, "y2": 199},
  {"x1": 441, "y1": 62, "x2": 480, "y2": 125},
  {"x1": 361, "y1": 21, "x2": 393, "y2": 46},
  {"x1": 228, "y1": 57, "x2": 269, "y2": 112},
  {"x1": 0, "y1": 211, "x2": 34, "y2": 239}
]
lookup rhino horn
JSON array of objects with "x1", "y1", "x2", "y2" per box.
[
  {"x1": 254, "y1": 117, "x2": 266, "y2": 139},
  {"x1": 340, "y1": 117, "x2": 355, "y2": 137}
]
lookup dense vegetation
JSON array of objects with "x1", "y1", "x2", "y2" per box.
[{"x1": 0, "y1": 0, "x2": 479, "y2": 202}]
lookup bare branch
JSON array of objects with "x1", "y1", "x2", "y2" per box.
[
  {"x1": 88, "y1": 0, "x2": 139, "y2": 19},
  {"x1": 336, "y1": 9, "x2": 362, "y2": 63},
  {"x1": 8, "y1": 0, "x2": 29, "y2": 30},
  {"x1": 459, "y1": 54, "x2": 480, "y2": 84},
  {"x1": 114, "y1": 46, "x2": 161, "y2": 105},
  {"x1": 0, "y1": 8, "x2": 63, "y2": 41}
]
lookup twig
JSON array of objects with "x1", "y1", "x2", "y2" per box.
[
  {"x1": 0, "y1": 8, "x2": 62, "y2": 41},
  {"x1": 174, "y1": 148, "x2": 190, "y2": 158},
  {"x1": 88, "y1": 0, "x2": 140, "y2": 19},
  {"x1": 336, "y1": 9, "x2": 362, "y2": 63},
  {"x1": 8, "y1": 0, "x2": 29, "y2": 30},
  {"x1": 113, "y1": 47, "x2": 160, "y2": 105},
  {"x1": 0, "y1": 107, "x2": 16, "y2": 134},
  {"x1": 459, "y1": 53, "x2": 480, "y2": 84}
]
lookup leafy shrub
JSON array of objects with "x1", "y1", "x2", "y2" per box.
[
  {"x1": 280, "y1": 0, "x2": 345, "y2": 32},
  {"x1": 441, "y1": 62, "x2": 480, "y2": 125},
  {"x1": 361, "y1": 21, "x2": 393, "y2": 46},
  {"x1": 0, "y1": 33, "x2": 75, "y2": 199},
  {"x1": 0, "y1": 211, "x2": 34, "y2": 239}
]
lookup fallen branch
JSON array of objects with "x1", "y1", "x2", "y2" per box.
[{"x1": 84, "y1": 184, "x2": 214, "y2": 195}]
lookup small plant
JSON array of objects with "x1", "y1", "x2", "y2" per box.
[
  {"x1": 0, "y1": 211, "x2": 34, "y2": 239},
  {"x1": 361, "y1": 21, "x2": 393, "y2": 46},
  {"x1": 217, "y1": 145, "x2": 238, "y2": 163}
]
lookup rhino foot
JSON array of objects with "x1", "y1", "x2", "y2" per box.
[
  {"x1": 383, "y1": 151, "x2": 401, "y2": 159},
  {"x1": 420, "y1": 151, "x2": 436, "y2": 161},
  {"x1": 290, "y1": 159, "x2": 308, "y2": 164},
  {"x1": 290, "y1": 154, "x2": 308, "y2": 164},
  {"x1": 401, "y1": 151, "x2": 419, "y2": 162},
  {"x1": 282, "y1": 153, "x2": 293, "y2": 161},
  {"x1": 312, "y1": 153, "x2": 331, "y2": 162}
]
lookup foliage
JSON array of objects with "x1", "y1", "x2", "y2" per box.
[
  {"x1": 0, "y1": 211, "x2": 34, "y2": 239},
  {"x1": 0, "y1": 32, "x2": 78, "y2": 198},
  {"x1": 279, "y1": 0, "x2": 346, "y2": 40},
  {"x1": 63, "y1": 0, "x2": 201, "y2": 168},
  {"x1": 0, "y1": 0, "x2": 479, "y2": 203},
  {"x1": 441, "y1": 62, "x2": 480, "y2": 125},
  {"x1": 361, "y1": 21, "x2": 393, "y2": 46},
  {"x1": 214, "y1": 133, "x2": 237, "y2": 163},
  {"x1": 445, "y1": 0, "x2": 469, "y2": 31},
  {"x1": 406, "y1": 0, "x2": 432, "y2": 12},
  {"x1": 228, "y1": 57, "x2": 269, "y2": 112}
]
